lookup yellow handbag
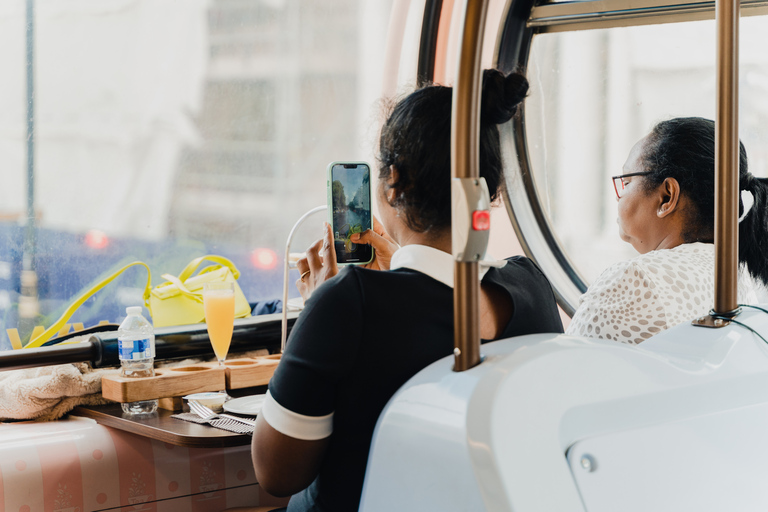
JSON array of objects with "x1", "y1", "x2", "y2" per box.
[
  {"x1": 20, "y1": 255, "x2": 251, "y2": 349},
  {"x1": 23, "y1": 261, "x2": 152, "y2": 349},
  {"x1": 149, "y1": 255, "x2": 251, "y2": 328}
]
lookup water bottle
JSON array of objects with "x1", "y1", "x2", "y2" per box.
[{"x1": 118, "y1": 306, "x2": 158, "y2": 415}]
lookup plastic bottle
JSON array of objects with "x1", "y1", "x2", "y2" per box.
[{"x1": 118, "y1": 306, "x2": 158, "y2": 415}]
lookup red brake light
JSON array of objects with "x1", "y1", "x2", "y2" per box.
[
  {"x1": 85, "y1": 230, "x2": 109, "y2": 249},
  {"x1": 251, "y1": 248, "x2": 278, "y2": 270},
  {"x1": 472, "y1": 210, "x2": 490, "y2": 231}
]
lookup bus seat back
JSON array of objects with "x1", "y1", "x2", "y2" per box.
[{"x1": 360, "y1": 308, "x2": 768, "y2": 511}]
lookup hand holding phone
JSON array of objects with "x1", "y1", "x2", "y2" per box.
[
  {"x1": 295, "y1": 216, "x2": 399, "y2": 300},
  {"x1": 295, "y1": 223, "x2": 339, "y2": 300},
  {"x1": 327, "y1": 162, "x2": 374, "y2": 265},
  {"x1": 350, "y1": 217, "x2": 399, "y2": 271}
]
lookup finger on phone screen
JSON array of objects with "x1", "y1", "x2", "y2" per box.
[
  {"x1": 350, "y1": 230, "x2": 367, "y2": 244},
  {"x1": 322, "y1": 223, "x2": 339, "y2": 274},
  {"x1": 352, "y1": 229, "x2": 384, "y2": 251}
]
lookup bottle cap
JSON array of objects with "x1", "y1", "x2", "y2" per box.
[{"x1": 126, "y1": 306, "x2": 143, "y2": 316}]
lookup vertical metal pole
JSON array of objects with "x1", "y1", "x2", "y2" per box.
[
  {"x1": 24, "y1": 0, "x2": 36, "y2": 274},
  {"x1": 714, "y1": 0, "x2": 739, "y2": 315},
  {"x1": 452, "y1": 0, "x2": 488, "y2": 372},
  {"x1": 19, "y1": 0, "x2": 39, "y2": 332}
]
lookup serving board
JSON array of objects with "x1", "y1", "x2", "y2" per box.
[
  {"x1": 101, "y1": 362, "x2": 225, "y2": 403},
  {"x1": 100, "y1": 354, "x2": 282, "y2": 410},
  {"x1": 225, "y1": 354, "x2": 281, "y2": 389}
]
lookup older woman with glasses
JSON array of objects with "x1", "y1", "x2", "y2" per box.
[{"x1": 566, "y1": 117, "x2": 767, "y2": 344}]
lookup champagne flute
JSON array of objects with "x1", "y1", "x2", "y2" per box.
[{"x1": 203, "y1": 282, "x2": 235, "y2": 367}]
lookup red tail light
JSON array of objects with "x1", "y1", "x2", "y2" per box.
[
  {"x1": 251, "y1": 248, "x2": 278, "y2": 270},
  {"x1": 85, "y1": 230, "x2": 109, "y2": 249}
]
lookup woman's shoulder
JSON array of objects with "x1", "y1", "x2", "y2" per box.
[
  {"x1": 309, "y1": 264, "x2": 437, "y2": 306},
  {"x1": 580, "y1": 242, "x2": 716, "y2": 311},
  {"x1": 301, "y1": 266, "x2": 370, "y2": 313},
  {"x1": 588, "y1": 257, "x2": 645, "y2": 290},
  {"x1": 490, "y1": 255, "x2": 545, "y2": 279},
  {"x1": 485, "y1": 256, "x2": 563, "y2": 335},
  {"x1": 594, "y1": 243, "x2": 714, "y2": 282},
  {"x1": 630, "y1": 242, "x2": 715, "y2": 280},
  {"x1": 485, "y1": 255, "x2": 578, "y2": 297},
  {"x1": 634, "y1": 242, "x2": 713, "y2": 264},
  {"x1": 482, "y1": 256, "x2": 550, "y2": 290},
  {"x1": 642, "y1": 242, "x2": 713, "y2": 259}
]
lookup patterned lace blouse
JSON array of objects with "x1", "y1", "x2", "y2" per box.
[{"x1": 566, "y1": 243, "x2": 760, "y2": 344}]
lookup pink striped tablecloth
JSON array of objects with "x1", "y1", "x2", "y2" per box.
[{"x1": 0, "y1": 417, "x2": 287, "y2": 511}]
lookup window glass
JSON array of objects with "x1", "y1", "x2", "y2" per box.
[
  {"x1": 524, "y1": 17, "x2": 768, "y2": 285},
  {"x1": 0, "y1": 0, "x2": 392, "y2": 350}
]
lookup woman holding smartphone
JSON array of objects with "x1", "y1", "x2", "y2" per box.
[{"x1": 251, "y1": 69, "x2": 563, "y2": 512}]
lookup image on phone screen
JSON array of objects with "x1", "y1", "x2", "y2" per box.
[{"x1": 330, "y1": 163, "x2": 373, "y2": 265}]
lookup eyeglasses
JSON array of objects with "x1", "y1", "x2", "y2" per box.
[{"x1": 612, "y1": 171, "x2": 651, "y2": 199}]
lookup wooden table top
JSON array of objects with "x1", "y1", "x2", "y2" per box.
[
  {"x1": 71, "y1": 386, "x2": 267, "y2": 448},
  {"x1": 72, "y1": 403, "x2": 252, "y2": 448}
]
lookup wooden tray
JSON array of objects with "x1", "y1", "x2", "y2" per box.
[
  {"x1": 102, "y1": 362, "x2": 225, "y2": 403},
  {"x1": 101, "y1": 354, "x2": 282, "y2": 405},
  {"x1": 225, "y1": 354, "x2": 282, "y2": 389}
]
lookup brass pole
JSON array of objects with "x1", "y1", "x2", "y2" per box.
[
  {"x1": 714, "y1": 0, "x2": 739, "y2": 315},
  {"x1": 452, "y1": 0, "x2": 488, "y2": 371}
]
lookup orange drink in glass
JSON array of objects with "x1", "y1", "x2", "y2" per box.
[{"x1": 203, "y1": 282, "x2": 235, "y2": 366}]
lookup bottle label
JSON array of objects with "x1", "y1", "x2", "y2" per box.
[{"x1": 119, "y1": 338, "x2": 152, "y2": 360}]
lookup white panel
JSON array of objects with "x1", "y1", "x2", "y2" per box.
[
  {"x1": 568, "y1": 401, "x2": 768, "y2": 511},
  {"x1": 359, "y1": 357, "x2": 487, "y2": 511},
  {"x1": 363, "y1": 309, "x2": 768, "y2": 511}
]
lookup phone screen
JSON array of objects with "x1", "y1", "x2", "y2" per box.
[{"x1": 330, "y1": 163, "x2": 373, "y2": 265}]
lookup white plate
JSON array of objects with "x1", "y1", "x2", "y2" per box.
[{"x1": 224, "y1": 394, "x2": 267, "y2": 415}]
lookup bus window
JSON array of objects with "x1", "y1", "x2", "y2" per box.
[
  {"x1": 520, "y1": 16, "x2": 768, "y2": 308},
  {"x1": 0, "y1": 0, "x2": 393, "y2": 350}
]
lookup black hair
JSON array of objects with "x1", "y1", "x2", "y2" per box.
[
  {"x1": 640, "y1": 116, "x2": 768, "y2": 285},
  {"x1": 377, "y1": 69, "x2": 528, "y2": 233}
]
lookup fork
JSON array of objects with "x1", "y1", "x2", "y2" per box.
[{"x1": 188, "y1": 400, "x2": 256, "y2": 426}]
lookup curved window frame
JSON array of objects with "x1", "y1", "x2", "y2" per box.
[
  {"x1": 417, "y1": 0, "x2": 445, "y2": 86},
  {"x1": 498, "y1": 0, "x2": 587, "y2": 316},
  {"x1": 416, "y1": 0, "x2": 768, "y2": 315}
]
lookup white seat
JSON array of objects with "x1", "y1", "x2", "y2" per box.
[{"x1": 359, "y1": 308, "x2": 768, "y2": 511}]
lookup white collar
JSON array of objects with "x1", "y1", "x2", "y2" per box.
[{"x1": 389, "y1": 244, "x2": 506, "y2": 288}]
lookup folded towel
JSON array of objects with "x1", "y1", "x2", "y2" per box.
[
  {"x1": 0, "y1": 345, "x2": 272, "y2": 422},
  {"x1": 0, "y1": 362, "x2": 117, "y2": 421}
]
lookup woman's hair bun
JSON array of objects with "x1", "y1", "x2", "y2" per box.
[{"x1": 481, "y1": 69, "x2": 529, "y2": 125}]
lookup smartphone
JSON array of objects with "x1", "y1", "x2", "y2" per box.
[{"x1": 327, "y1": 161, "x2": 374, "y2": 265}]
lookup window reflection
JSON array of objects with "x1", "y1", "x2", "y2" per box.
[
  {"x1": 0, "y1": 0, "x2": 392, "y2": 349},
  {"x1": 525, "y1": 17, "x2": 768, "y2": 286}
]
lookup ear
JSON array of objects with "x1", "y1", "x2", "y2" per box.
[
  {"x1": 657, "y1": 177, "x2": 681, "y2": 218},
  {"x1": 385, "y1": 165, "x2": 400, "y2": 204}
]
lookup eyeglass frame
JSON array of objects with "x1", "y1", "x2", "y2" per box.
[{"x1": 611, "y1": 171, "x2": 652, "y2": 199}]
